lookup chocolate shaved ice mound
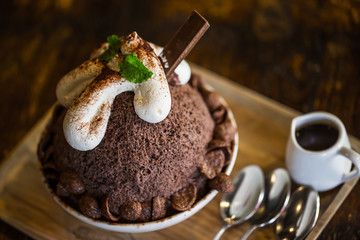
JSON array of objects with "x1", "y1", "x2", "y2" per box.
[{"x1": 38, "y1": 74, "x2": 237, "y2": 223}]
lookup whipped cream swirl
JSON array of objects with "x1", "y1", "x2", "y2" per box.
[{"x1": 56, "y1": 32, "x2": 191, "y2": 151}]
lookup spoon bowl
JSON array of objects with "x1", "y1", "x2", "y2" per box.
[
  {"x1": 275, "y1": 185, "x2": 320, "y2": 240},
  {"x1": 241, "y1": 168, "x2": 291, "y2": 240},
  {"x1": 213, "y1": 165, "x2": 265, "y2": 240}
]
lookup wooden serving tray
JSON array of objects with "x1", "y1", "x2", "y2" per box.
[{"x1": 0, "y1": 64, "x2": 359, "y2": 240}]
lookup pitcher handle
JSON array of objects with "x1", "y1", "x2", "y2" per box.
[{"x1": 339, "y1": 147, "x2": 360, "y2": 182}]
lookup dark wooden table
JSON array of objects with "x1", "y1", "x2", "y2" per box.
[{"x1": 1, "y1": 0, "x2": 359, "y2": 239}]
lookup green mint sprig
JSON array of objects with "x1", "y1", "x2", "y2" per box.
[
  {"x1": 98, "y1": 35, "x2": 122, "y2": 62},
  {"x1": 99, "y1": 34, "x2": 153, "y2": 83},
  {"x1": 118, "y1": 53, "x2": 153, "y2": 83}
]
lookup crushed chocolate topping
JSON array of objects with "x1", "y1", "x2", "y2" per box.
[
  {"x1": 209, "y1": 173, "x2": 234, "y2": 193},
  {"x1": 213, "y1": 114, "x2": 237, "y2": 143},
  {"x1": 152, "y1": 196, "x2": 167, "y2": 220},
  {"x1": 207, "y1": 139, "x2": 232, "y2": 164},
  {"x1": 205, "y1": 149, "x2": 226, "y2": 175},
  {"x1": 56, "y1": 183, "x2": 69, "y2": 197},
  {"x1": 203, "y1": 90, "x2": 222, "y2": 113},
  {"x1": 139, "y1": 201, "x2": 152, "y2": 222},
  {"x1": 207, "y1": 139, "x2": 230, "y2": 151},
  {"x1": 120, "y1": 201, "x2": 142, "y2": 221},
  {"x1": 212, "y1": 107, "x2": 227, "y2": 124},
  {"x1": 101, "y1": 195, "x2": 120, "y2": 221},
  {"x1": 192, "y1": 74, "x2": 237, "y2": 144},
  {"x1": 199, "y1": 162, "x2": 216, "y2": 179},
  {"x1": 79, "y1": 195, "x2": 102, "y2": 219},
  {"x1": 58, "y1": 171, "x2": 85, "y2": 195},
  {"x1": 171, "y1": 184, "x2": 197, "y2": 211}
]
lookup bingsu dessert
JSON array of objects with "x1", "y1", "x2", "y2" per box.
[{"x1": 38, "y1": 32, "x2": 237, "y2": 224}]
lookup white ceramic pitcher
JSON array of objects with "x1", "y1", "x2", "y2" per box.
[{"x1": 285, "y1": 111, "x2": 360, "y2": 192}]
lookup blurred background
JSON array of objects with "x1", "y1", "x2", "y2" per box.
[
  {"x1": 1, "y1": 0, "x2": 360, "y2": 239},
  {"x1": 1, "y1": 0, "x2": 360, "y2": 158}
]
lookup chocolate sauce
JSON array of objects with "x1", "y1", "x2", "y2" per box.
[{"x1": 296, "y1": 122, "x2": 339, "y2": 151}]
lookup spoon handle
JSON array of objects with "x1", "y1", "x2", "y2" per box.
[
  {"x1": 213, "y1": 224, "x2": 230, "y2": 240},
  {"x1": 240, "y1": 225, "x2": 258, "y2": 240}
]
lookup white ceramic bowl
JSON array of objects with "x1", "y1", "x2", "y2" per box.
[{"x1": 43, "y1": 88, "x2": 238, "y2": 233}]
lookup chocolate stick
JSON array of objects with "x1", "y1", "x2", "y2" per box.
[{"x1": 159, "y1": 11, "x2": 210, "y2": 78}]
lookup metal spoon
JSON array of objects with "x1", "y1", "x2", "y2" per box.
[
  {"x1": 213, "y1": 165, "x2": 265, "y2": 240},
  {"x1": 275, "y1": 185, "x2": 320, "y2": 240},
  {"x1": 241, "y1": 168, "x2": 291, "y2": 240}
]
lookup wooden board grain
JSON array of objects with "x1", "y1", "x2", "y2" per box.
[{"x1": 0, "y1": 64, "x2": 359, "y2": 240}]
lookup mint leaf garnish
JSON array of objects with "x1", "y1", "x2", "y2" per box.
[
  {"x1": 98, "y1": 35, "x2": 153, "y2": 83},
  {"x1": 99, "y1": 49, "x2": 116, "y2": 62},
  {"x1": 118, "y1": 53, "x2": 153, "y2": 83},
  {"x1": 99, "y1": 35, "x2": 122, "y2": 62},
  {"x1": 107, "y1": 35, "x2": 121, "y2": 52}
]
